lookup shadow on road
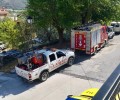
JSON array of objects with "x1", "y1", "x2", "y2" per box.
[
  {"x1": 0, "y1": 73, "x2": 43, "y2": 98},
  {"x1": 74, "y1": 51, "x2": 92, "y2": 64},
  {"x1": 0, "y1": 70, "x2": 64, "y2": 98}
]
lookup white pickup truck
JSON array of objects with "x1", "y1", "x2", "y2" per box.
[{"x1": 15, "y1": 48, "x2": 75, "y2": 82}]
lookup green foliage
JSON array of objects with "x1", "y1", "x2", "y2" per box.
[
  {"x1": 27, "y1": 0, "x2": 120, "y2": 43},
  {"x1": 0, "y1": 18, "x2": 20, "y2": 49},
  {"x1": 28, "y1": 0, "x2": 120, "y2": 23},
  {"x1": 27, "y1": 0, "x2": 78, "y2": 43},
  {"x1": 0, "y1": 16, "x2": 34, "y2": 51},
  {"x1": 73, "y1": 0, "x2": 120, "y2": 24},
  {"x1": 91, "y1": 0, "x2": 120, "y2": 23},
  {"x1": 17, "y1": 21, "x2": 34, "y2": 51}
]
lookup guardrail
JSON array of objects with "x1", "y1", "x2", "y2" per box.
[{"x1": 93, "y1": 64, "x2": 120, "y2": 100}]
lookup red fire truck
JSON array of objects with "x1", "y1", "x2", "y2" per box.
[{"x1": 71, "y1": 23, "x2": 108, "y2": 55}]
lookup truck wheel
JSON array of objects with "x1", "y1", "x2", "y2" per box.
[
  {"x1": 40, "y1": 71, "x2": 49, "y2": 82},
  {"x1": 67, "y1": 57, "x2": 74, "y2": 66}
]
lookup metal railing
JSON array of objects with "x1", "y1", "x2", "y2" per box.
[{"x1": 93, "y1": 64, "x2": 120, "y2": 100}]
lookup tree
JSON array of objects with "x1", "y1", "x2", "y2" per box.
[
  {"x1": 76, "y1": 0, "x2": 120, "y2": 24},
  {"x1": 27, "y1": 0, "x2": 77, "y2": 44},
  {"x1": 0, "y1": 18, "x2": 20, "y2": 49},
  {"x1": 16, "y1": 21, "x2": 32, "y2": 51},
  {"x1": 27, "y1": 0, "x2": 120, "y2": 44},
  {"x1": 92, "y1": 0, "x2": 120, "y2": 23}
]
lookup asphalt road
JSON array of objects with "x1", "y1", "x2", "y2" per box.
[
  {"x1": 0, "y1": 35, "x2": 120, "y2": 100},
  {"x1": 62, "y1": 35, "x2": 120, "y2": 83}
]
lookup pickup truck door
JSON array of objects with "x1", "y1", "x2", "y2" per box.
[
  {"x1": 56, "y1": 51, "x2": 67, "y2": 67},
  {"x1": 48, "y1": 53, "x2": 57, "y2": 72}
]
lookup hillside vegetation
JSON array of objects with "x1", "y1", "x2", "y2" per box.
[{"x1": 0, "y1": 0, "x2": 26, "y2": 9}]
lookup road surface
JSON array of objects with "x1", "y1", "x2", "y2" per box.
[{"x1": 0, "y1": 35, "x2": 120, "y2": 100}]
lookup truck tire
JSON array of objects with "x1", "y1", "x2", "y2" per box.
[
  {"x1": 67, "y1": 57, "x2": 74, "y2": 66},
  {"x1": 39, "y1": 71, "x2": 49, "y2": 82}
]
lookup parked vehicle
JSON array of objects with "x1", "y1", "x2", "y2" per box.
[
  {"x1": 2, "y1": 49, "x2": 23, "y2": 58},
  {"x1": 66, "y1": 88, "x2": 99, "y2": 100},
  {"x1": 0, "y1": 49, "x2": 23, "y2": 66},
  {"x1": 15, "y1": 48, "x2": 75, "y2": 82},
  {"x1": 71, "y1": 23, "x2": 108, "y2": 55},
  {"x1": 0, "y1": 53, "x2": 17, "y2": 67},
  {"x1": 111, "y1": 21, "x2": 120, "y2": 34},
  {"x1": 106, "y1": 26, "x2": 115, "y2": 39}
]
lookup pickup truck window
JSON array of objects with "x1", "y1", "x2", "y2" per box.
[
  {"x1": 56, "y1": 51, "x2": 65, "y2": 58},
  {"x1": 115, "y1": 24, "x2": 119, "y2": 27},
  {"x1": 49, "y1": 54, "x2": 56, "y2": 62}
]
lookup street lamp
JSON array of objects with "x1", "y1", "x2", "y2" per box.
[
  {"x1": 27, "y1": 16, "x2": 33, "y2": 50},
  {"x1": 27, "y1": 16, "x2": 32, "y2": 24}
]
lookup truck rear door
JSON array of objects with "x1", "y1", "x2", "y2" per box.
[
  {"x1": 15, "y1": 66, "x2": 30, "y2": 80},
  {"x1": 75, "y1": 31, "x2": 86, "y2": 50},
  {"x1": 15, "y1": 66, "x2": 42, "y2": 81}
]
